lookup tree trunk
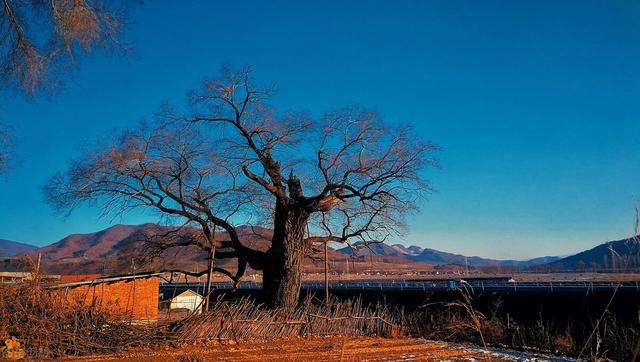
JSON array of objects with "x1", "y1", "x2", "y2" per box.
[{"x1": 262, "y1": 202, "x2": 309, "y2": 309}]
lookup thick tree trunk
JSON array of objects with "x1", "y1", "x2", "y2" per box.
[{"x1": 262, "y1": 202, "x2": 309, "y2": 309}]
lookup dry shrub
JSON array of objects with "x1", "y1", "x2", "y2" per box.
[
  {"x1": 0, "y1": 268, "x2": 161, "y2": 358},
  {"x1": 551, "y1": 332, "x2": 574, "y2": 354},
  {"x1": 481, "y1": 318, "x2": 507, "y2": 343},
  {"x1": 580, "y1": 310, "x2": 639, "y2": 361}
]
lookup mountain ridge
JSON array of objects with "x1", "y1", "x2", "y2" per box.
[
  {"x1": 541, "y1": 236, "x2": 640, "y2": 270},
  {"x1": 337, "y1": 241, "x2": 560, "y2": 267},
  {"x1": 5, "y1": 224, "x2": 636, "y2": 274},
  {"x1": 0, "y1": 239, "x2": 37, "y2": 257}
]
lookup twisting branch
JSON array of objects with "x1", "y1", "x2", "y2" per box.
[{"x1": 44, "y1": 120, "x2": 266, "y2": 285}]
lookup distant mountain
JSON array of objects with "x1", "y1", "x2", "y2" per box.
[
  {"x1": 390, "y1": 244, "x2": 424, "y2": 256},
  {"x1": 0, "y1": 239, "x2": 37, "y2": 257},
  {"x1": 410, "y1": 248, "x2": 500, "y2": 266},
  {"x1": 10, "y1": 224, "x2": 373, "y2": 275},
  {"x1": 411, "y1": 248, "x2": 559, "y2": 267},
  {"x1": 338, "y1": 241, "x2": 558, "y2": 268},
  {"x1": 525, "y1": 256, "x2": 562, "y2": 265},
  {"x1": 23, "y1": 223, "x2": 270, "y2": 274},
  {"x1": 31, "y1": 224, "x2": 157, "y2": 261},
  {"x1": 338, "y1": 242, "x2": 411, "y2": 257},
  {"x1": 13, "y1": 223, "x2": 609, "y2": 275},
  {"x1": 542, "y1": 236, "x2": 640, "y2": 271}
]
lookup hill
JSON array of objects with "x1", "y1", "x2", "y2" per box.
[
  {"x1": 14, "y1": 224, "x2": 617, "y2": 275},
  {"x1": 542, "y1": 236, "x2": 640, "y2": 271},
  {"x1": 10, "y1": 224, "x2": 431, "y2": 275},
  {"x1": 20, "y1": 224, "x2": 197, "y2": 274},
  {"x1": 0, "y1": 239, "x2": 37, "y2": 257},
  {"x1": 23, "y1": 224, "x2": 265, "y2": 274},
  {"x1": 31, "y1": 224, "x2": 157, "y2": 261}
]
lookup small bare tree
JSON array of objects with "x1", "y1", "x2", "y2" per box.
[
  {"x1": 1, "y1": 0, "x2": 129, "y2": 95},
  {"x1": 45, "y1": 67, "x2": 438, "y2": 309}
]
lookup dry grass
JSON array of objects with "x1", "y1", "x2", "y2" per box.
[
  {"x1": 2, "y1": 261, "x2": 638, "y2": 360},
  {"x1": 0, "y1": 265, "x2": 161, "y2": 358},
  {"x1": 402, "y1": 287, "x2": 639, "y2": 361}
]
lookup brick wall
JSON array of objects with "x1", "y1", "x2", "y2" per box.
[{"x1": 60, "y1": 277, "x2": 159, "y2": 321}]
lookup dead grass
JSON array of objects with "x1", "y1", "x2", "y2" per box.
[
  {"x1": 0, "y1": 263, "x2": 162, "y2": 358},
  {"x1": 403, "y1": 287, "x2": 640, "y2": 361},
  {"x1": 2, "y1": 261, "x2": 638, "y2": 360}
]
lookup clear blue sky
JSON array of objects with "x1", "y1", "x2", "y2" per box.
[{"x1": 1, "y1": 1, "x2": 639, "y2": 259}]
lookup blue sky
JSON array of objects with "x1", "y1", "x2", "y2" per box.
[{"x1": 1, "y1": 1, "x2": 639, "y2": 259}]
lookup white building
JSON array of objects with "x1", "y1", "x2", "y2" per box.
[{"x1": 169, "y1": 289, "x2": 204, "y2": 313}]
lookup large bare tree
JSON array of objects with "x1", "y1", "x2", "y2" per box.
[
  {"x1": 1, "y1": 0, "x2": 128, "y2": 95},
  {"x1": 44, "y1": 67, "x2": 438, "y2": 309}
]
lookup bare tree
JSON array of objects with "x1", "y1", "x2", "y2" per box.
[
  {"x1": 1, "y1": 1, "x2": 132, "y2": 177},
  {"x1": 1, "y1": 0, "x2": 129, "y2": 95},
  {"x1": 45, "y1": 67, "x2": 439, "y2": 309}
]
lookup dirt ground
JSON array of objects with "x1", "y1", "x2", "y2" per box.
[{"x1": 58, "y1": 337, "x2": 553, "y2": 361}]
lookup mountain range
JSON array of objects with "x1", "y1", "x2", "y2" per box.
[
  {"x1": 338, "y1": 241, "x2": 561, "y2": 267},
  {"x1": 0, "y1": 239, "x2": 37, "y2": 257},
  {"x1": 2, "y1": 223, "x2": 638, "y2": 275}
]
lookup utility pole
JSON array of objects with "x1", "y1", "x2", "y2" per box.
[
  {"x1": 35, "y1": 253, "x2": 42, "y2": 279},
  {"x1": 464, "y1": 256, "x2": 469, "y2": 276},
  {"x1": 204, "y1": 242, "x2": 216, "y2": 313},
  {"x1": 324, "y1": 242, "x2": 329, "y2": 302},
  {"x1": 204, "y1": 226, "x2": 218, "y2": 313}
]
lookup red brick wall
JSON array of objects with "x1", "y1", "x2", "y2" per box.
[{"x1": 61, "y1": 277, "x2": 159, "y2": 321}]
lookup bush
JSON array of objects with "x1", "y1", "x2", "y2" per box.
[{"x1": 0, "y1": 269, "x2": 159, "y2": 358}]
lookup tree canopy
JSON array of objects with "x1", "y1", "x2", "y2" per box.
[{"x1": 1, "y1": 0, "x2": 128, "y2": 95}]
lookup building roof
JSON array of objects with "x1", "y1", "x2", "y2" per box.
[
  {"x1": 59, "y1": 274, "x2": 102, "y2": 283},
  {"x1": 171, "y1": 289, "x2": 203, "y2": 300},
  {"x1": 0, "y1": 271, "x2": 61, "y2": 281},
  {"x1": 48, "y1": 272, "x2": 162, "y2": 289}
]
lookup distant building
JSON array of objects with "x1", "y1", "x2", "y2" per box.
[
  {"x1": 0, "y1": 271, "x2": 60, "y2": 283},
  {"x1": 0, "y1": 271, "x2": 33, "y2": 283},
  {"x1": 49, "y1": 272, "x2": 160, "y2": 321},
  {"x1": 169, "y1": 289, "x2": 204, "y2": 313}
]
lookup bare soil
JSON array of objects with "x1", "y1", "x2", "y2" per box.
[{"x1": 56, "y1": 337, "x2": 522, "y2": 361}]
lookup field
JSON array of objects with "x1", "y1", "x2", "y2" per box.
[{"x1": 202, "y1": 271, "x2": 640, "y2": 283}]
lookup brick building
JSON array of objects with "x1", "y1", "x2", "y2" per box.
[{"x1": 51, "y1": 273, "x2": 161, "y2": 321}]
